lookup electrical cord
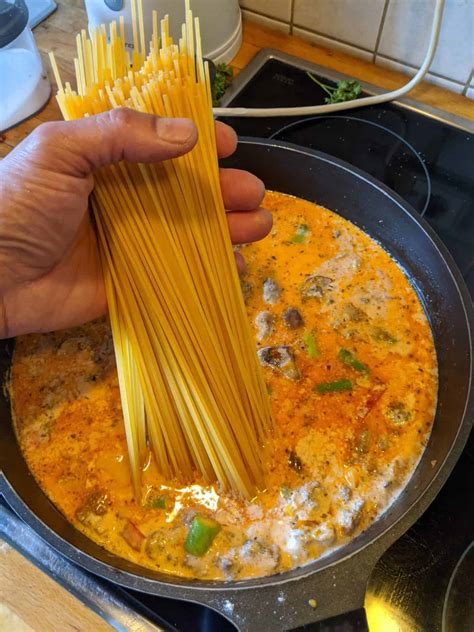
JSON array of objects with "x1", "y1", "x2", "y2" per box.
[{"x1": 213, "y1": 0, "x2": 445, "y2": 118}]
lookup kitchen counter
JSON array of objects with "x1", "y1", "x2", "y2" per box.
[
  {"x1": 0, "y1": 537, "x2": 113, "y2": 631},
  {"x1": 0, "y1": 0, "x2": 472, "y2": 160}
]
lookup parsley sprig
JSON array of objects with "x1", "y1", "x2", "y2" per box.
[
  {"x1": 307, "y1": 72, "x2": 361, "y2": 104},
  {"x1": 212, "y1": 63, "x2": 234, "y2": 107}
]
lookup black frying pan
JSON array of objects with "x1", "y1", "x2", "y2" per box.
[{"x1": 1, "y1": 139, "x2": 473, "y2": 631}]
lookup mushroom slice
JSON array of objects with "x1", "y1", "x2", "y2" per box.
[{"x1": 257, "y1": 346, "x2": 301, "y2": 380}]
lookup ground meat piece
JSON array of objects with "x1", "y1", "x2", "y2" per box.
[
  {"x1": 313, "y1": 522, "x2": 336, "y2": 545},
  {"x1": 263, "y1": 278, "x2": 281, "y2": 304},
  {"x1": 257, "y1": 346, "x2": 301, "y2": 380},
  {"x1": 354, "y1": 429, "x2": 370, "y2": 455},
  {"x1": 239, "y1": 539, "x2": 280, "y2": 573},
  {"x1": 76, "y1": 490, "x2": 110, "y2": 518},
  {"x1": 300, "y1": 275, "x2": 333, "y2": 299},
  {"x1": 282, "y1": 307, "x2": 304, "y2": 329},
  {"x1": 240, "y1": 279, "x2": 253, "y2": 303},
  {"x1": 217, "y1": 556, "x2": 235, "y2": 572},
  {"x1": 255, "y1": 311, "x2": 275, "y2": 341},
  {"x1": 146, "y1": 526, "x2": 183, "y2": 562},
  {"x1": 75, "y1": 490, "x2": 110, "y2": 534},
  {"x1": 287, "y1": 450, "x2": 304, "y2": 473},
  {"x1": 57, "y1": 336, "x2": 93, "y2": 356},
  {"x1": 91, "y1": 331, "x2": 114, "y2": 365},
  {"x1": 386, "y1": 401, "x2": 411, "y2": 425}
]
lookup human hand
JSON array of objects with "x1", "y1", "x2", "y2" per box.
[{"x1": 0, "y1": 110, "x2": 271, "y2": 338}]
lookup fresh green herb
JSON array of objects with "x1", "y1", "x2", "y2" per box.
[
  {"x1": 149, "y1": 495, "x2": 167, "y2": 509},
  {"x1": 315, "y1": 378, "x2": 353, "y2": 393},
  {"x1": 291, "y1": 223, "x2": 310, "y2": 244},
  {"x1": 372, "y1": 327, "x2": 397, "y2": 344},
  {"x1": 280, "y1": 485, "x2": 291, "y2": 499},
  {"x1": 303, "y1": 331, "x2": 320, "y2": 359},
  {"x1": 338, "y1": 348, "x2": 368, "y2": 373},
  {"x1": 185, "y1": 515, "x2": 221, "y2": 556},
  {"x1": 145, "y1": 488, "x2": 168, "y2": 509},
  {"x1": 211, "y1": 63, "x2": 233, "y2": 106},
  {"x1": 307, "y1": 72, "x2": 361, "y2": 104}
]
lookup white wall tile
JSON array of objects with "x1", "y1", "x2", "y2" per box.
[
  {"x1": 378, "y1": 0, "x2": 474, "y2": 85},
  {"x1": 293, "y1": 0, "x2": 386, "y2": 49},
  {"x1": 241, "y1": 9, "x2": 290, "y2": 33},
  {"x1": 376, "y1": 55, "x2": 466, "y2": 92},
  {"x1": 293, "y1": 27, "x2": 374, "y2": 61},
  {"x1": 239, "y1": 0, "x2": 292, "y2": 22},
  {"x1": 466, "y1": 86, "x2": 474, "y2": 99}
]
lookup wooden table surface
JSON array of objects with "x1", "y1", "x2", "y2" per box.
[
  {"x1": 0, "y1": 0, "x2": 472, "y2": 160},
  {"x1": 0, "y1": 538, "x2": 113, "y2": 632}
]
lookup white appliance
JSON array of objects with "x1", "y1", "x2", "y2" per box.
[
  {"x1": 0, "y1": 0, "x2": 50, "y2": 132},
  {"x1": 25, "y1": 0, "x2": 56, "y2": 28},
  {"x1": 84, "y1": 0, "x2": 242, "y2": 64}
]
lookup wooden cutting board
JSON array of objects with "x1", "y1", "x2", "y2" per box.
[{"x1": 0, "y1": 538, "x2": 112, "y2": 632}]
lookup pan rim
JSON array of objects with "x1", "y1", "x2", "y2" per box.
[{"x1": 2, "y1": 137, "x2": 473, "y2": 596}]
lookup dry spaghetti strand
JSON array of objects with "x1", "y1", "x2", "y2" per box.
[{"x1": 50, "y1": 0, "x2": 273, "y2": 499}]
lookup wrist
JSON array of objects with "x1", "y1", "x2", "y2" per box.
[{"x1": 0, "y1": 297, "x2": 9, "y2": 339}]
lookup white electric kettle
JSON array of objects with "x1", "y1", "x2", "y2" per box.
[{"x1": 84, "y1": 0, "x2": 242, "y2": 64}]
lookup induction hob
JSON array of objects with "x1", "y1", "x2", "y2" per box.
[{"x1": 2, "y1": 50, "x2": 473, "y2": 632}]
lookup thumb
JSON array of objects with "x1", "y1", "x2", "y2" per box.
[{"x1": 24, "y1": 108, "x2": 198, "y2": 176}]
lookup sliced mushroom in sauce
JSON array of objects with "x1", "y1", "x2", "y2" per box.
[
  {"x1": 257, "y1": 346, "x2": 301, "y2": 380},
  {"x1": 255, "y1": 311, "x2": 275, "y2": 341},
  {"x1": 300, "y1": 275, "x2": 333, "y2": 299},
  {"x1": 343, "y1": 302, "x2": 368, "y2": 323},
  {"x1": 263, "y1": 278, "x2": 281, "y2": 304},
  {"x1": 75, "y1": 490, "x2": 110, "y2": 533},
  {"x1": 282, "y1": 307, "x2": 304, "y2": 329}
]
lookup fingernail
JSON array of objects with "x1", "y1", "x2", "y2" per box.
[
  {"x1": 259, "y1": 208, "x2": 273, "y2": 228},
  {"x1": 155, "y1": 117, "x2": 196, "y2": 144}
]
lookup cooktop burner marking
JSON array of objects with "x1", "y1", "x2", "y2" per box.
[
  {"x1": 269, "y1": 116, "x2": 432, "y2": 216},
  {"x1": 442, "y1": 540, "x2": 474, "y2": 632}
]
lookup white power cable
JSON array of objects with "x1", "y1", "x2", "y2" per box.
[{"x1": 213, "y1": 0, "x2": 445, "y2": 118}]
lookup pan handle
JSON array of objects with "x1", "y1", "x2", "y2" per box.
[
  {"x1": 187, "y1": 549, "x2": 377, "y2": 632},
  {"x1": 291, "y1": 608, "x2": 368, "y2": 631}
]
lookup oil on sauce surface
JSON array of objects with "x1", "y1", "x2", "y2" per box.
[{"x1": 11, "y1": 192, "x2": 437, "y2": 580}]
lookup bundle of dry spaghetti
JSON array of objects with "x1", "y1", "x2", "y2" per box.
[{"x1": 49, "y1": 0, "x2": 272, "y2": 499}]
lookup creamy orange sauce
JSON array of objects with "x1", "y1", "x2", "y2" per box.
[{"x1": 11, "y1": 192, "x2": 437, "y2": 580}]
